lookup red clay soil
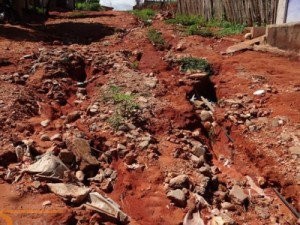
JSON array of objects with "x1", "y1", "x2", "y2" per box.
[{"x1": 0, "y1": 10, "x2": 299, "y2": 225}]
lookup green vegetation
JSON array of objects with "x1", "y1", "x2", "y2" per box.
[
  {"x1": 104, "y1": 85, "x2": 140, "y2": 130},
  {"x1": 131, "y1": 9, "x2": 156, "y2": 22},
  {"x1": 167, "y1": 14, "x2": 205, "y2": 26},
  {"x1": 167, "y1": 14, "x2": 245, "y2": 37},
  {"x1": 75, "y1": 1, "x2": 101, "y2": 11},
  {"x1": 147, "y1": 28, "x2": 165, "y2": 50},
  {"x1": 179, "y1": 57, "x2": 213, "y2": 75}
]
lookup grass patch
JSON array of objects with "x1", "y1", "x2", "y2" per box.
[
  {"x1": 104, "y1": 85, "x2": 140, "y2": 130},
  {"x1": 167, "y1": 14, "x2": 205, "y2": 26},
  {"x1": 179, "y1": 57, "x2": 213, "y2": 75},
  {"x1": 131, "y1": 9, "x2": 156, "y2": 25},
  {"x1": 76, "y1": 1, "x2": 101, "y2": 11},
  {"x1": 167, "y1": 14, "x2": 244, "y2": 37},
  {"x1": 147, "y1": 28, "x2": 165, "y2": 50}
]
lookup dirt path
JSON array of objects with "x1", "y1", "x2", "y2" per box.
[{"x1": 0, "y1": 10, "x2": 299, "y2": 225}]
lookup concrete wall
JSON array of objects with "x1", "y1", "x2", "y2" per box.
[{"x1": 266, "y1": 22, "x2": 300, "y2": 52}]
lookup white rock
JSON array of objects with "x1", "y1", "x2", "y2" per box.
[{"x1": 253, "y1": 90, "x2": 265, "y2": 96}]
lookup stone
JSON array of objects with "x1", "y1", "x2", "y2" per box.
[
  {"x1": 32, "y1": 180, "x2": 41, "y2": 189},
  {"x1": 47, "y1": 183, "x2": 90, "y2": 203},
  {"x1": 41, "y1": 119, "x2": 51, "y2": 127},
  {"x1": 289, "y1": 146, "x2": 300, "y2": 155},
  {"x1": 59, "y1": 149, "x2": 75, "y2": 164},
  {"x1": 42, "y1": 200, "x2": 52, "y2": 206},
  {"x1": 50, "y1": 133, "x2": 62, "y2": 142},
  {"x1": 211, "y1": 214, "x2": 235, "y2": 225},
  {"x1": 66, "y1": 138, "x2": 99, "y2": 170},
  {"x1": 200, "y1": 110, "x2": 213, "y2": 122},
  {"x1": 192, "y1": 145, "x2": 206, "y2": 157},
  {"x1": 253, "y1": 89, "x2": 265, "y2": 96},
  {"x1": 40, "y1": 134, "x2": 50, "y2": 141},
  {"x1": 144, "y1": 78, "x2": 157, "y2": 88},
  {"x1": 65, "y1": 111, "x2": 80, "y2": 123},
  {"x1": 167, "y1": 189, "x2": 186, "y2": 207},
  {"x1": 124, "y1": 152, "x2": 137, "y2": 165},
  {"x1": 169, "y1": 174, "x2": 190, "y2": 189},
  {"x1": 139, "y1": 140, "x2": 149, "y2": 149},
  {"x1": 221, "y1": 202, "x2": 235, "y2": 211},
  {"x1": 229, "y1": 185, "x2": 248, "y2": 204},
  {"x1": 100, "y1": 179, "x2": 113, "y2": 193},
  {"x1": 76, "y1": 170, "x2": 85, "y2": 181}
]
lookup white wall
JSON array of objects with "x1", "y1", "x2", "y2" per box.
[{"x1": 100, "y1": 0, "x2": 139, "y2": 10}]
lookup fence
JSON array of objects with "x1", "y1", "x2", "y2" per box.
[{"x1": 177, "y1": 0, "x2": 279, "y2": 25}]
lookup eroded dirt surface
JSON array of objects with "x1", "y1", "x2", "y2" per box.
[{"x1": 0, "y1": 10, "x2": 299, "y2": 225}]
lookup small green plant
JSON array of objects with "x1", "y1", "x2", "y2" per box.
[
  {"x1": 167, "y1": 14, "x2": 205, "y2": 26},
  {"x1": 179, "y1": 57, "x2": 213, "y2": 75},
  {"x1": 129, "y1": 61, "x2": 139, "y2": 70},
  {"x1": 76, "y1": 1, "x2": 101, "y2": 11},
  {"x1": 147, "y1": 28, "x2": 165, "y2": 50},
  {"x1": 132, "y1": 9, "x2": 156, "y2": 22},
  {"x1": 104, "y1": 85, "x2": 140, "y2": 130},
  {"x1": 187, "y1": 25, "x2": 213, "y2": 37},
  {"x1": 207, "y1": 19, "x2": 245, "y2": 37}
]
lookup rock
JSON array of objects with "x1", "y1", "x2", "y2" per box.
[
  {"x1": 76, "y1": 170, "x2": 85, "y2": 181},
  {"x1": 255, "y1": 206, "x2": 270, "y2": 219},
  {"x1": 124, "y1": 152, "x2": 137, "y2": 165},
  {"x1": 139, "y1": 140, "x2": 149, "y2": 149},
  {"x1": 42, "y1": 200, "x2": 52, "y2": 206},
  {"x1": 169, "y1": 174, "x2": 190, "y2": 189},
  {"x1": 65, "y1": 111, "x2": 80, "y2": 123},
  {"x1": 211, "y1": 215, "x2": 235, "y2": 225},
  {"x1": 167, "y1": 189, "x2": 186, "y2": 207},
  {"x1": 289, "y1": 146, "x2": 300, "y2": 155},
  {"x1": 66, "y1": 138, "x2": 99, "y2": 170},
  {"x1": 41, "y1": 119, "x2": 51, "y2": 127},
  {"x1": 117, "y1": 143, "x2": 126, "y2": 150},
  {"x1": 253, "y1": 89, "x2": 265, "y2": 96},
  {"x1": 100, "y1": 179, "x2": 113, "y2": 193},
  {"x1": 32, "y1": 180, "x2": 41, "y2": 189},
  {"x1": 50, "y1": 133, "x2": 62, "y2": 142},
  {"x1": 221, "y1": 202, "x2": 235, "y2": 211},
  {"x1": 47, "y1": 183, "x2": 90, "y2": 203},
  {"x1": 192, "y1": 145, "x2": 206, "y2": 157},
  {"x1": 200, "y1": 110, "x2": 213, "y2": 122},
  {"x1": 229, "y1": 185, "x2": 248, "y2": 204},
  {"x1": 59, "y1": 149, "x2": 75, "y2": 164},
  {"x1": 144, "y1": 78, "x2": 157, "y2": 88},
  {"x1": 40, "y1": 134, "x2": 50, "y2": 141}
]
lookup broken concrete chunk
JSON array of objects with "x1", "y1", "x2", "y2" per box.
[
  {"x1": 167, "y1": 189, "x2": 187, "y2": 207},
  {"x1": 229, "y1": 185, "x2": 248, "y2": 204},
  {"x1": 169, "y1": 174, "x2": 190, "y2": 189},
  {"x1": 23, "y1": 153, "x2": 69, "y2": 181},
  {"x1": 84, "y1": 192, "x2": 129, "y2": 224},
  {"x1": 47, "y1": 183, "x2": 90, "y2": 203}
]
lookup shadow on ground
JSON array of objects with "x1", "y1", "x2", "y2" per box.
[{"x1": 0, "y1": 22, "x2": 115, "y2": 44}]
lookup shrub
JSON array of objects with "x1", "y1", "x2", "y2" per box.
[
  {"x1": 76, "y1": 1, "x2": 101, "y2": 11},
  {"x1": 167, "y1": 14, "x2": 205, "y2": 26},
  {"x1": 147, "y1": 28, "x2": 165, "y2": 50},
  {"x1": 179, "y1": 57, "x2": 213, "y2": 75},
  {"x1": 187, "y1": 25, "x2": 213, "y2": 37},
  {"x1": 132, "y1": 9, "x2": 156, "y2": 22}
]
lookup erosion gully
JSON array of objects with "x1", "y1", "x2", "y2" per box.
[{"x1": 0, "y1": 10, "x2": 299, "y2": 225}]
